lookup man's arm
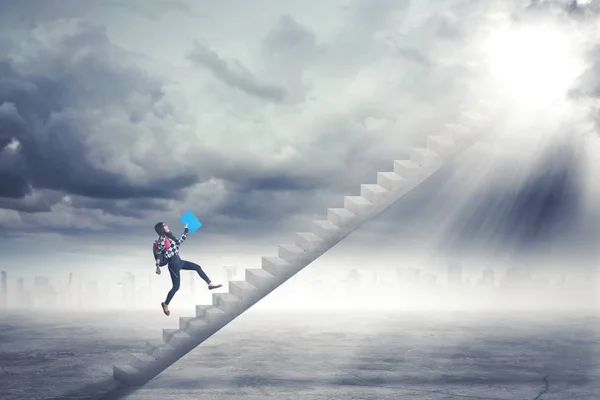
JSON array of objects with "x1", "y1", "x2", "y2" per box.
[
  {"x1": 155, "y1": 237, "x2": 165, "y2": 272},
  {"x1": 156, "y1": 236, "x2": 166, "y2": 252},
  {"x1": 175, "y1": 227, "x2": 189, "y2": 246}
]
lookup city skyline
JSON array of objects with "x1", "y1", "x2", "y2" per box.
[{"x1": 1, "y1": 261, "x2": 596, "y2": 312}]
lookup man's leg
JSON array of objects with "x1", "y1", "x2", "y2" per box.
[
  {"x1": 165, "y1": 265, "x2": 181, "y2": 305},
  {"x1": 181, "y1": 261, "x2": 211, "y2": 284},
  {"x1": 181, "y1": 261, "x2": 222, "y2": 289}
]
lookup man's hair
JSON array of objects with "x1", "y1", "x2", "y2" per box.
[
  {"x1": 154, "y1": 222, "x2": 166, "y2": 236},
  {"x1": 155, "y1": 222, "x2": 177, "y2": 241}
]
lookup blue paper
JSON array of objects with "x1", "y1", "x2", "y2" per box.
[{"x1": 180, "y1": 210, "x2": 202, "y2": 233}]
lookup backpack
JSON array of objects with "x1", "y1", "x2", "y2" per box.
[{"x1": 152, "y1": 237, "x2": 171, "y2": 267}]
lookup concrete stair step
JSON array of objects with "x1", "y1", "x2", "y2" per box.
[
  {"x1": 277, "y1": 244, "x2": 307, "y2": 264},
  {"x1": 360, "y1": 184, "x2": 390, "y2": 207},
  {"x1": 295, "y1": 232, "x2": 324, "y2": 252},
  {"x1": 113, "y1": 364, "x2": 142, "y2": 386},
  {"x1": 377, "y1": 172, "x2": 406, "y2": 192},
  {"x1": 343, "y1": 196, "x2": 374, "y2": 217},
  {"x1": 128, "y1": 353, "x2": 157, "y2": 370},
  {"x1": 262, "y1": 256, "x2": 295, "y2": 277},
  {"x1": 179, "y1": 316, "x2": 209, "y2": 334},
  {"x1": 393, "y1": 160, "x2": 421, "y2": 178},
  {"x1": 162, "y1": 329, "x2": 191, "y2": 346},
  {"x1": 144, "y1": 341, "x2": 174, "y2": 357},
  {"x1": 326, "y1": 208, "x2": 356, "y2": 227},
  {"x1": 245, "y1": 268, "x2": 277, "y2": 289},
  {"x1": 426, "y1": 135, "x2": 454, "y2": 155},
  {"x1": 228, "y1": 280, "x2": 258, "y2": 301},
  {"x1": 311, "y1": 220, "x2": 341, "y2": 240},
  {"x1": 410, "y1": 148, "x2": 441, "y2": 168},
  {"x1": 195, "y1": 305, "x2": 228, "y2": 324},
  {"x1": 212, "y1": 292, "x2": 242, "y2": 313}
]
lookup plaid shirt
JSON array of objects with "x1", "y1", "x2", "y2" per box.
[{"x1": 156, "y1": 231, "x2": 188, "y2": 260}]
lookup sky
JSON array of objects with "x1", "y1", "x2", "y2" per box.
[{"x1": 1, "y1": 0, "x2": 600, "y2": 279}]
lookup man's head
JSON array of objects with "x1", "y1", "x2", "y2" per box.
[
  {"x1": 155, "y1": 222, "x2": 177, "y2": 241},
  {"x1": 154, "y1": 222, "x2": 170, "y2": 236}
]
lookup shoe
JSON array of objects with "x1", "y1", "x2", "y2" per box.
[{"x1": 161, "y1": 302, "x2": 171, "y2": 316}]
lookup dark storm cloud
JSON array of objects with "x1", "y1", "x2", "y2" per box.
[
  {"x1": 198, "y1": 165, "x2": 334, "y2": 234},
  {"x1": 0, "y1": 21, "x2": 198, "y2": 210},
  {"x1": 0, "y1": 0, "x2": 96, "y2": 27},
  {"x1": 187, "y1": 42, "x2": 287, "y2": 102},
  {"x1": 213, "y1": 189, "x2": 295, "y2": 221},
  {"x1": 107, "y1": 0, "x2": 192, "y2": 20},
  {"x1": 0, "y1": 10, "x2": 346, "y2": 235},
  {"x1": 441, "y1": 141, "x2": 584, "y2": 254},
  {"x1": 0, "y1": 0, "x2": 191, "y2": 27},
  {"x1": 223, "y1": 165, "x2": 327, "y2": 193},
  {"x1": 68, "y1": 196, "x2": 171, "y2": 218}
]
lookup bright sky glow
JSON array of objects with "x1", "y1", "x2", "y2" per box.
[{"x1": 483, "y1": 22, "x2": 585, "y2": 108}]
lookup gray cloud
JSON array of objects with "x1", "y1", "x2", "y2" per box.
[
  {"x1": 0, "y1": 189, "x2": 63, "y2": 212},
  {"x1": 0, "y1": 10, "x2": 363, "y2": 236},
  {"x1": 262, "y1": 15, "x2": 320, "y2": 62},
  {"x1": 188, "y1": 42, "x2": 287, "y2": 102},
  {"x1": 67, "y1": 196, "x2": 171, "y2": 218},
  {"x1": 0, "y1": 21, "x2": 200, "y2": 210},
  {"x1": 571, "y1": 44, "x2": 600, "y2": 133},
  {"x1": 0, "y1": 0, "x2": 96, "y2": 28},
  {"x1": 0, "y1": 0, "x2": 599, "y2": 269},
  {"x1": 107, "y1": 0, "x2": 192, "y2": 20}
]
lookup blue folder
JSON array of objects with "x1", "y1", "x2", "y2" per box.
[{"x1": 180, "y1": 210, "x2": 202, "y2": 233}]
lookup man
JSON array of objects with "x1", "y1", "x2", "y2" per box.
[{"x1": 154, "y1": 222, "x2": 222, "y2": 316}]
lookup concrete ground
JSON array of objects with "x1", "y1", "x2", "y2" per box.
[{"x1": 0, "y1": 310, "x2": 598, "y2": 399}]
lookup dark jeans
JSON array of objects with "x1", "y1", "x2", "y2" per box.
[{"x1": 165, "y1": 255, "x2": 211, "y2": 305}]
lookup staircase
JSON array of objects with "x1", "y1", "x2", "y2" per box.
[{"x1": 113, "y1": 112, "x2": 487, "y2": 386}]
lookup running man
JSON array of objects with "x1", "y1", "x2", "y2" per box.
[{"x1": 154, "y1": 222, "x2": 222, "y2": 316}]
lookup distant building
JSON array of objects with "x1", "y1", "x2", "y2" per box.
[
  {"x1": 532, "y1": 277, "x2": 550, "y2": 291},
  {"x1": 34, "y1": 276, "x2": 49, "y2": 290},
  {"x1": 16, "y1": 277, "x2": 31, "y2": 308},
  {"x1": 379, "y1": 280, "x2": 394, "y2": 292},
  {"x1": 409, "y1": 268, "x2": 421, "y2": 284},
  {"x1": 480, "y1": 268, "x2": 495, "y2": 287},
  {"x1": 122, "y1": 272, "x2": 136, "y2": 307},
  {"x1": 395, "y1": 268, "x2": 407, "y2": 286},
  {"x1": 86, "y1": 282, "x2": 99, "y2": 308},
  {"x1": 504, "y1": 267, "x2": 533, "y2": 287},
  {"x1": 396, "y1": 267, "x2": 421, "y2": 288},
  {"x1": 448, "y1": 263, "x2": 463, "y2": 286},
  {"x1": 77, "y1": 276, "x2": 83, "y2": 308},
  {"x1": 371, "y1": 271, "x2": 378, "y2": 285},
  {"x1": 347, "y1": 269, "x2": 361, "y2": 291},
  {"x1": 33, "y1": 276, "x2": 56, "y2": 308},
  {"x1": 223, "y1": 266, "x2": 237, "y2": 282},
  {"x1": 422, "y1": 273, "x2": 437, "y2": 287}
]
